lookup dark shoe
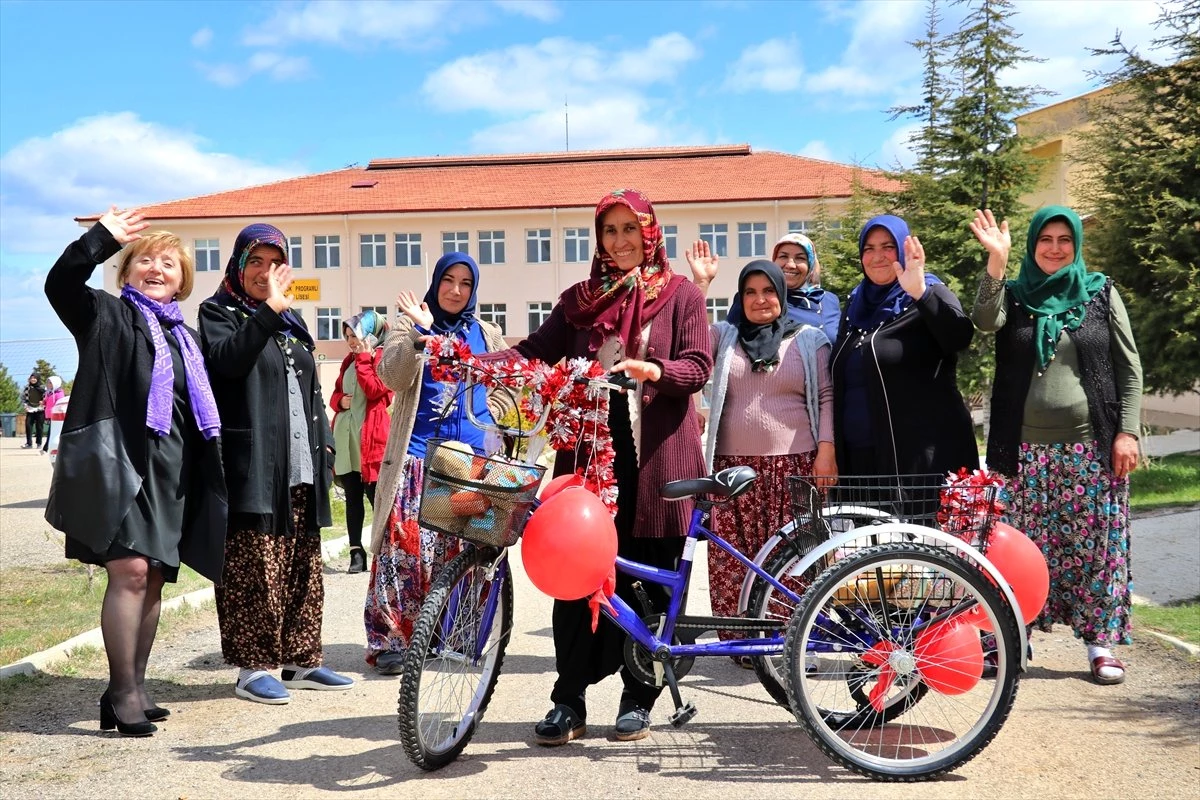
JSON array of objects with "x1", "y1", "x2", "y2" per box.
[
  {"x1": 614, "y1": 700, "x2": 651, "y2": 742},
  {"x1": 348, "y1": 547, "x2": 367, "y2": 574},
  {"x1": 281, "y1": 666, "x2": 354, "y2": 691},
  {"x1": 235, "y1": 672, "x2": 291, "y2": 704},
  {"x1": 99, "y1": 693, "x2": 156, "y2": 737},
  {"x1": 144, "y1": 706, "x2": 170, "y2": 722},
  {"x1": 20, "y1": 444, "x2": 32, "y2": 449},
  {"x1": 374, "y1": 651, "x2": 405, "y2": 676},
  {"x1": 534, "y1": 704, "x2": 586, "y2": 746}
]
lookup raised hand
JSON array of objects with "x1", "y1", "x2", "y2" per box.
[
  {"x1": 684, "y1": 239, "x2": 718, "y2": 292},
  {"x1": 264, "y1": 262, "x2": 294, "y2": 313},
  {"x1": 98, "y1": 206, "x2": 149, "y2": 245},
  {"x1": 894, "y1": 235, "x2": 928, "y2": 300},
  {"x1": 397, "y1": 290, "x2": 434, "y2": 329},
  {"x1": 968, "y1": 209, "x2": 1011, "y2": 280}
]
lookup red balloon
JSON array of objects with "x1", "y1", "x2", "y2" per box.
[
  {"x1": 914, "y1": 619, "x2": 984, "y2": 695},
  {"x1": 539, "y1": 473, "x2": 585, "y2": 503},
  {"x1": 521, "y1": 487, "x2": 617, "y2": 601},
  {"x1": 963, "y1": 521, "x2": 1050, "y2": 630}
]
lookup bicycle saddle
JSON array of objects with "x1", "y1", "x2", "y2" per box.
[{"x1": 660, "y1": 465, "x2": 757, "y2": 500}]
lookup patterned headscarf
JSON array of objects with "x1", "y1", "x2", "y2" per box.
[
  {"x1": 559, "y1": 188, "x2": 683, "y2": 357},
  {"x1": 210, "y1": 222, "x2": 311, "y2": 345},
  {"x1": 423, "y1": 252, "x2": 481, "y2": 335},
  {"x1": 342, "y1": 309, "x2": 390, "y2": 349}
]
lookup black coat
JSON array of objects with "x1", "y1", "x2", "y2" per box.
[
  {"x1": 199, "y1": 301, "x2": 333, "y2": 535},
  {"x1": 831, "y1": 283, "x2": 980, "y2": 477},
  {"x1": 43, "y1": 224, "x2": 228, "y2": 581}
]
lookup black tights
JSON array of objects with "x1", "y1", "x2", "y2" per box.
[
  {"x1": 339, "y1": 471, "x2": 376, "y2": 550},
  {"x1": 100, "y1": 557, "x2": 166, "y2": 721}
]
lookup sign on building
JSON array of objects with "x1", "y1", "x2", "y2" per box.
[{"x1": 291, "y1": 279, "x2": 320, "y2": 301}]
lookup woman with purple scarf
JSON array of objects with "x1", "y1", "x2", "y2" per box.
[
  {"x1": 199, "y1": 222, "x2": 352, "y2": 705},
  {"x1": 45, "y1": 207, "x2": 227, "y2": 737}
]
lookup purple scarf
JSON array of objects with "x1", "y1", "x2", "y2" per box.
[{"x1": 122, "y1": 285, "x2": 221, "y2": 440}]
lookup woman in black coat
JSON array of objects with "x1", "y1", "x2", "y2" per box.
[
  {"x1": 830, "y1": 214, "x2": 978, "y2": 506},
  {"x1": 45, "y1": 207, "x2": 227, "y2": 736},
  {"x1": 199, "y1": 223, "x2": 350, "y2": 704}
]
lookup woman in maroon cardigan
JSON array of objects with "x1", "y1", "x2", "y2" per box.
[{"x1": 490, "y1": 189, "x2": 711, "y2": 745}]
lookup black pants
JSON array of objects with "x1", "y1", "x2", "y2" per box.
[
  {"x1": 25, "y1": 410, "x2": 44, "y2": 446},
  {"x1": 548, "y1": 391, "x2": 685, "y2": 720},
  {"x1": 338, "y1": 471, "x2": 375, "y2": 550}
]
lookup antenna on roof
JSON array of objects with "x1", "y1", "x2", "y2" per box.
[{"x1": 565, "y1": 95, "x2": 569, "y2": 152}]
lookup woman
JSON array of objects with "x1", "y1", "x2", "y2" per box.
[
  {"x1": 488, "y1": 189, "x2": 711, "y2": 745},
  {"x1": 330, "y1": 310, "x2": 393, "y2": 574},
  {"x1": 200, "y1": 223, "x2": 353, "y2": 704},
  {"x1": 970, "y1": 206, "x2": 1142, "y2": 685},
  {"x1": 364, "y1": 252, "x2": 509, "y2": 676},
  {"x1": 45, "y1": 207, "x2": 226, "y2": 736},
  {"x1": 41, "y1": 375, "x2": 65, "y2": 453},
  {"x1": 831, "y1": 214, "x2": 978, "y2": 485},
  {"x1": 704, "y1": 259, "x2": 835, "y2": 660}
]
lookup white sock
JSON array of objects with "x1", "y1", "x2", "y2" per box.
[
  {"x1": 1087, "y1": 645, "x2": 1123, "y2": 679},
  {"x1": 282, "y1": 664, "x2": 314, "y2": 679},
  {"x1": 237, "y1": 668, "x2": 264, "y2": 686}
]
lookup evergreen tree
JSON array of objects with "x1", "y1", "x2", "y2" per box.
[
  {"x1": 0, "y1": 363, "x2": 20, "y2": 414},
  {"x1": 32, "y1": 358, "x2": 58, "y2": 385},
  {"x1": 1077, "y1": 1, "x2": 1200, "y2": 395}
]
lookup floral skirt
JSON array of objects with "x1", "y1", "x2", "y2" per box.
[
  {"x1": 710, "y1": 451, "x2": 815, "y2": 638},
  {"x1": 363, "y1": 454, "x2": 462, "y2": 662},
  {"x1": 1003, "y1": 441, "x2": 1132, "y2": 647}
]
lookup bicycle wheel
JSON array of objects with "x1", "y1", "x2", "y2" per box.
[
  {"x1": 784, "y1": 542, "x2": 1020, "y2": 781},
  {"x1": 398, "y1": 546, "x2": 513, "y2": 771}
]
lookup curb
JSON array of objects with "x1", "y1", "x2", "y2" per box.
[{"x1": 0, "y1": 535, "x2": 351, "y2": 681}]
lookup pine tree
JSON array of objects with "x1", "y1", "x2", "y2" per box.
[
  {"x1": 1077, "y1": 1, "x2": 1200, "y2": 395},
  {"x1": 0, "y1": 363, "x2": 20, "y2": 414}
]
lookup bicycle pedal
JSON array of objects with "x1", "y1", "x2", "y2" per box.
[{"x1": 668, "y1": 703, "x2": 697, "y2": 728}]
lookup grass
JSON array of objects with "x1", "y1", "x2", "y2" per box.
[
  {"x1": 1130, "y1": 452, "x2": 1200, "y2": 511},
  {"x1": 1134, "y1": 597, "x2": 1200, "y2": 647},
  {"x1": 0, "y1": 562, "x2": 210, "y2": 667}
]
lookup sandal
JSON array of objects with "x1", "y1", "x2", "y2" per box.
[
  {"x1": 534, "y1": 704, "x2": 586, "y2": 746},
  {"x1": 1090, "y1": 655, "x2": 1126, "y2": 685}
]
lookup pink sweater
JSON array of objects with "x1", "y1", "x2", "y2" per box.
[{"x1": 714, "y1": 335, "x2": 833, "y2": 456}]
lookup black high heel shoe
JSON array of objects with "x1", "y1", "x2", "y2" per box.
[
  {"x1": 144, "y1": 706, "x2": 170, "y2": 722},
  {"x1": 99, "y1": 693, "x2": 157, "y2": 737}
]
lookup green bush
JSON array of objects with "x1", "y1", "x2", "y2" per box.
[{"x1": 0, "y1": 363, "x2": 21, "y2": 414}]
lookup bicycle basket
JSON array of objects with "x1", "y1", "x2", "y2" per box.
[{"x1": 419, "y1": 439, "x2": 546, "y2": 548}]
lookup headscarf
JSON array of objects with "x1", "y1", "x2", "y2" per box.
[
  {"x1": 732, "y1": 260, "x2": 801, "y2": 372},
  {"x1": 1008, "y1": 205, "x2": 1107, "y2": 372},
  {"x1": 424, "y1": 252, "x2": 480, "y2": 335},
  {"x1": 121, "y1": 284, "x2": 221, "y2": 440},
  {"x1": 559, "y1": 188, "x2": 684, "y2": 357},
  {"x1": 210, "y1": 222, "x2": 311, "y2": 345},
  {"x1": 846, "y1": 214, "x2": 942, "y2": 330},
  {"x1": 48, "y1": 376, "x2": 62, "y2": 391},
  {"x1": 728, "y1": 233, "x2": 828, "y2": 326},
  {"x1": 342, "y1": 309, "x2": 389, "y2": 350}
]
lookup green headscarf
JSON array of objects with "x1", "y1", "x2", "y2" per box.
[{"x1": 1008, "y1": 205, "x2": 1107, "y2": 373}]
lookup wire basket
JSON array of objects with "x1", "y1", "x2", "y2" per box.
[{"x1": 419, "y1": 439, "x2": 546, "y2": 548}]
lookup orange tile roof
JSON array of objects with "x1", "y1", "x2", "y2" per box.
[{"x1": 78, "y1": 144, "x2": 898, "y2": 222}]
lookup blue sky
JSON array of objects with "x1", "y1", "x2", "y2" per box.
[{"x1": 0, "y1": 0, "x2": 1171, "y2": 375}]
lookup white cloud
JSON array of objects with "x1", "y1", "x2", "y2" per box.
[
  {"x1": 805, "y1": 0, "x2": 924, "y2": 97},
  {"x1": 494, "y1": 0, "x2": 560, "y2": 22},
  {"x1": 797, "y1": 140, "x2": 835, "y2": 161},
  {"x1": 243, "y1": 0, "x2": 461, "y2": 48},
  {"x1": 196, "y1": 53, "x2": 311, "y2": 87},
  {"x1": 191, "y1": 26, "x2": 213, "y2": 49},
  {"x1": 468, "y1": 96, "x2": 695, "y2": 153},
  {"x1": 879, "y1": 123, "x2": 921, "y2": 170},
  {"x1": 723, "y1": 38, "x2": 804, "y2": 93}
]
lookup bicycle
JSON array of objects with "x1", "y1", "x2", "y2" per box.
[{"x1": 397, "y1": 353, "x2": 1030, "y2": 780}]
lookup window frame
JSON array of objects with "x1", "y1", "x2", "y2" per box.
[
  {"x1": 699, "y1": 223, "x2": 728, "y2": 258},
  {"x1": 315, "y1": 235, "x2": 341, "y2": 269},
  {"x1": 394, "y1": 232, "x2": 422, "y2": 268},
  {"x1": 478, "y1": 230, "x2": 507, "y2": 265}
]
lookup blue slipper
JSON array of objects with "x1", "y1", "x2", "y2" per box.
[
  {"x1": 235, "y1": 672, "x2": 291, "y2": 704},
  {"x1": 281, "y1": 666, "x2": 354, "y2": 691}
]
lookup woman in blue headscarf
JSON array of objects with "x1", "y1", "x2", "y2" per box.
[
  {"x1": 364, "y1": 252, "x2": 510, "y2": 675},
  {"x1": 830, "y1": 214, "x2": 978, "y2": 481}
]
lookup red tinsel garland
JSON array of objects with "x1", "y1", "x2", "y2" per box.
[{"x1": 937, "y1": 467, "x2": 1007, "y2": 543}]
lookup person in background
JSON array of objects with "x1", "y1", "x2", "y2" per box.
[
  {"x1": 200, "y1": 222, "x2": 353, "y2": 704},
  {"x1": 21, "y1": 373, "x2": 45, "y2": 449},
  {"x1": 45, "y1": 207, "x2": 226, "y2": 736},
  {"x1": 970, "y1": 206, "x2": 1142, "y2": 685},
  {"x1": 330, "y1": 310, "x2": 393, "y2": 575},
  {"x1": 41, "y1": 375, "x2": 65, "y2": 453}
]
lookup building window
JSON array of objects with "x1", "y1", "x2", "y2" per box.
[
  {"x1": 479, "y1": 302, "x2": 507, "y2": 334},
  {"x1": 478, "y1": 230, "x2": 506, "y2": 265},
  {"x1": 788, "y1": 219, "x2": 843, "y2": 239},
  {"x1": 564, "y1": 227, "x2": 590, "y2": 263},
  {"x1": 442, "y1": 231, "x2": 469, "y2": 255},
  {"x1": 315, "y1": 235, "x2": 341, "y2": 269},
  {"x1": 738, "y1": 222, "x2": 767, "y2": 257},
  {"x1": 394, "y1": 233, "x2": 422, "y2": 267},
  {"x1": 526, "y1": 229, "x2": 552, "y2": 264},
  {"x1": 527, "y1": 301, "x2": 553, "y2": 333},
  {"x1": 360, "y1": 233, "x2": 386, "y2": 268},
  {"x1": 195, "y1": 239, "x2": 220, "y2": 272},
  {"x1": 288, "y1": 236, "x2": 303, "y2": 269},
  {"x1": 361, "y1": 305, "x2": 388, "y2": 317},
  {"x1": 706, "y1": 297, "x2": 730, "y2": 324},
  {"x1": 662, "y1": 225, "x2": 677, "y2": 259},
  {"x1": 316, "y1": 307, "x2": 341, "y2": 341},
  {"x1": 699, "y1": 223, "x2": 728, "y2": 257}
]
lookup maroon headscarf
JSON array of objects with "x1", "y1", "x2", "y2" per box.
[{"x1": 560, "y1": 188, "x2": 684, "y2": 357}]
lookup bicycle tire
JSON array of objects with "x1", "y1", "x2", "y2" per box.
[
  {"x1": 398, "y1": 546, "x2": 513, "y2": 771},
  {"x1": 784, "y1": 542, "x2": 1020, "y2": 781}
]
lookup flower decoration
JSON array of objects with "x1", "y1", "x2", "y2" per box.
[{"x1": 938, "y1": 467, "x2": 1007, "y2": 543}]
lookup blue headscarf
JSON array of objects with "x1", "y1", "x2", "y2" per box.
[
  {"x1": 845, "y1": 214, "x2": 942, "y2": 330},
  {"x1": 423, "y1": 252, "x2": 480, "y2": 335}
]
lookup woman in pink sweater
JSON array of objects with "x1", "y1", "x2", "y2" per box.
[{"x1": 704, "y1": 260, "x2": 835, "y2": 660}]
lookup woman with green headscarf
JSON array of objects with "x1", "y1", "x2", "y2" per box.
[{"x1": 970, "y1": 206, "x2": 1143, "y2": 687}]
